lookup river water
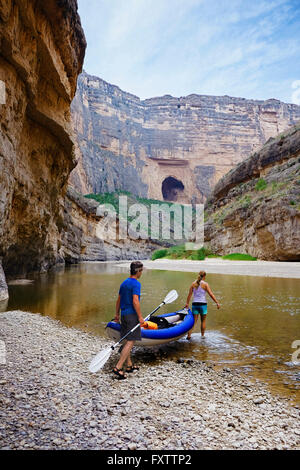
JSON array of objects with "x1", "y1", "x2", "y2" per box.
[{"x1": 3, "y1": 262, "x2": 300, "y2": 403}]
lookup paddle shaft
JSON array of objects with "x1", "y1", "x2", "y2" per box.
[
  {"x1": 89, "y1": 290, "x2": 178, "y2": 372},
  {"x1": 111, "y1": 302, "x2": 164, "y2": 350}
]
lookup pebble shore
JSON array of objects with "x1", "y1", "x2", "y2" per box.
[{"x1": 0, "y1": 311, "x2": 299, "y2": 450}]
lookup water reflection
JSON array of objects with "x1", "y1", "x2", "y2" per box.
[{"x1": 3, "y1": 262, "x2": 300, "y2": 403}]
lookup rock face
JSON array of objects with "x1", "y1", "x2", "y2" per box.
[
  {"x1": 0, "y1": 263, "x2": 8, "y2": 301},
  {"x1": 70, "y1": 72, "x2": 300, "y2": 203},
  {"x1": 0, "y1": 1, "x2": 165, "y2": 286},
  {"x1": 0, "y1": 0, "x2": 86, "y2": 276},
  {"x1": 62, "y1": 187, "x2": 163, "y2": 262},
  {"x1": 204, "y1": 123, "x2": 300, "y2": 260}
]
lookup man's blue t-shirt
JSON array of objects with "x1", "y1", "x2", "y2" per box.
[{"x1": 119, "y1": 277, "x2": 141, "y2": 316}]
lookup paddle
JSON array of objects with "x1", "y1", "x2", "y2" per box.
[{"x1": 88, "y1": 289, "x2": 178, "y2": 373}]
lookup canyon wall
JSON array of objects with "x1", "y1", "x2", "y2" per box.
[
  {"x1": 204, "y1": 123, "x2": 300, "y2": 260},
  {"x1": 0, "y1": 1, "x2": 167, "y2": 294},
  {"x1": 0, "y1": 0, "x2": 86, "y2": 283},
  {"x1": 70, "y1": 72, "x2": 300, "y2": 203},
  {"x1": 62, "y1": 188, "x2": 162, "y2": 263},
  {"x1": 0, "y1": 263, "x2": 8, "y2": 301},
  {"x1": 1, "y1": 0, "x2": 299, "y2": 291}
]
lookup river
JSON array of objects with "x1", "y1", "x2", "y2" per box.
[{"x1": 3, "y1": 261, "x2": 300, "y2": 403}]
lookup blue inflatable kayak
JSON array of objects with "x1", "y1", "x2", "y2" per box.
[{"x1": 106, "y1": 308, "x2": 194, "y2": 346}]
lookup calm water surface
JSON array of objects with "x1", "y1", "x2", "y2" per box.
[{"x1": 3, "y1": 262, "x2": 300, "y2": 403}]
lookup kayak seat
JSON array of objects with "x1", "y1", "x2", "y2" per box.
[
  {"x1": 166, "y1": 314, "x2": 182, "y2": 323},
  {"x1": 148, "y1": 316, "x2": 174, "y2": 329}
]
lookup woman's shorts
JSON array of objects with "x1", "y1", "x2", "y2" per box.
[
  {"x1": 120, "y1": 313, "x2": 141, "y2": 341},
  {"x1": 192, "y1": 303, "x2": 207, "y2": 315}
]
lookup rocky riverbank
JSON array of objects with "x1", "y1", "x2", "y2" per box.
[{"x1": 0, "y1": 311, "x2": 299, "y2": 450}]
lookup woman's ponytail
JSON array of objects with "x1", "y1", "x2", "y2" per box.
[{"x1": 195, "y1": 270, "x2": 206, "y2": 287}]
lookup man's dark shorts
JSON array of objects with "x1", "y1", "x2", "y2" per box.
[{"x1": 120, "y1": 313, "x2": 141, "y2": 341}]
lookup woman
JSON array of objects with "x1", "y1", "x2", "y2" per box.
[{"x1": 185, "y1": 270, "x2": 220, "y2": 339}]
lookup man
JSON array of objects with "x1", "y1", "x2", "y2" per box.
[{"x1": 113, "y1": 261, "x2": 144, "y2": 379}]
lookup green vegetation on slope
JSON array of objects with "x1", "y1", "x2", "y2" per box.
[
  {"x1": 151, "y1": 245, "x2": 209, "y2": 261},
  {"x1": 151, "y1": 246, "x2": 256, "y2": 261},
  {"x1": 207, "y1": 156, "x2": 300, "y2": 228},
  {"x1": 85, "y1": 191, "x2": 197, "y2": 242},
  {"x1": 222, "y1": 253, "x2": 257, "y2": 261},
  {"x1": 85, "y1": 191, "x2": 181, "y2": 211},
  {"x1": 255, "y1": 178, "x2": 267, "y2": 191}
]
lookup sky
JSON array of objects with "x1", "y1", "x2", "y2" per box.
[{"x1": 77, "y1": 0, "x2": 300, "y2": 104}]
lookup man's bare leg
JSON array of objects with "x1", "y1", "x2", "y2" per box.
[{"x1": 115, "y1": 340, "x2": 134, "y2": 371}]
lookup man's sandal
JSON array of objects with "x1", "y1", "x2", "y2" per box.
[
  {"x1": 125, "y1": 365, "x2": 139, "y2": 373},
  {"x1": 112, "y1": 367, "x2": 127, "y2": 379}
]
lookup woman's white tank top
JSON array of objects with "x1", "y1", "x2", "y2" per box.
[{"x1": 193, "y1": 281, "x2": 206, "y2": 303}]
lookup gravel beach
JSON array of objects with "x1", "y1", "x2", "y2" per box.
[{"x1": 0, "y1": 310, "x2": 299, "y2": 450}]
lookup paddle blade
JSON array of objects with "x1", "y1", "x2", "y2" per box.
[
  {"x1": 164, "y1": 289, "x2": 178, "y2": 304},
  {"x1": 89, "y1": 347, "x2": 112, "y2": 373}
]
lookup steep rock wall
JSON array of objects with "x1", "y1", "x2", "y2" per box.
[
  {"x1": 70, "y1": 72, "x2": 300, "y2": 203},
  {"x1": 0, "y1": 0, "x2": 86, "y2": 281},
  {"x1": 62, "y1": 187, "x2": 163, "y2": 262},
  {"x1": 204, "y1": 123, "x2": 300, "y2": 260},
  {"x1": 0, "y1": 263, "x2": 8, "y2": 302}
]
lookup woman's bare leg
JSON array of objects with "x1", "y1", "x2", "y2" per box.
[
  {"x1": 200, "y1": 314, "x2": 206, "y2": 336},
  {"x1": 187, "y1": 314, "x2": 199, "y2": 339}
]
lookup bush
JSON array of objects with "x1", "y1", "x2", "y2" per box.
[
  {"x1": 196, "y1": 247, "x2": 206, "y2": 260},
  {"x1": 166, "y1": 244, "x2": 186, "y2": 259},
  {"x1": 239, "y1": 195, "x2": 252, "y2": 208},
  {"x1": 151, "y1": 249, "x2": 168, "y2": 260},
  {"x1": 151, "y1": 245, "x2": 218, "y2": 261},
  {"x1": 255, "y1": 178, "x2": 267, "y2": 191},
  {"x1": 222, "y1": 253, "x2": 257, "y2": 261},
  {"x1": 188, "y1": 248, "x2": 206, "y2": 260}
]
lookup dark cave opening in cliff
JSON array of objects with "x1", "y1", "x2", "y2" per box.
[{"x1": 162, "y1": 176, "x2": 185, "y2": 202}]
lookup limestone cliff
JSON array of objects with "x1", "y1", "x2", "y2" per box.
[
  {"x1": 0, "y1": 263, "x2": 8, "y2": 302},
  {"x1": 70, "y1": 71, "x2": 300, "y2": 203},
  {"x1": 204, "y1": 123, "x2": 300, "y2": 260},
  {"x1": 62, "y1": 187, "x2": 163, "y2": 263},
  {"x1": 0, "y1": 0, "x2": 86, "y2": 281}
]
